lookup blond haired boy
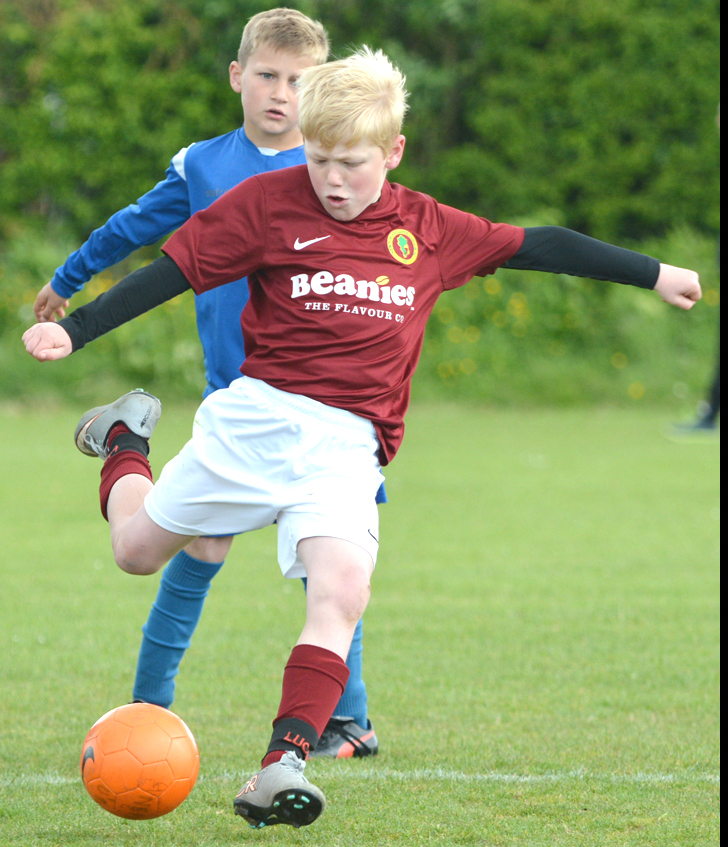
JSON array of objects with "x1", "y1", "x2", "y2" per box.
[
  {"x1": 25, "y1": 47, "x2": 700, "y2": 829},
  {"x1": 30, "y1": 10, "x2": 381, "y2": 760}
]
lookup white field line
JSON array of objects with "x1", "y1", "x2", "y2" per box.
[
  {"x1": 1, "y1": 768, "x2": 719, "y2": 788},
  {"x1": 328, "y1": 766, "x2": 721, "y2": 785}
]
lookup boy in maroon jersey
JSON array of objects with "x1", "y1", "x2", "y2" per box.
[
  {"x1": 32, "y1": 6, "x2": 378, "y2": 760},
  {"x1": 23, "y1": 47, "x2": 701, "y2": 829}
]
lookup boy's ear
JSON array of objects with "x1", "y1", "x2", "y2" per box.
[
  {"x1": 385, "y1": 135, "x2": 406, "y2": 171},
  {"x1": 229, "y1": 61, "x2": 243, "y2": 94}
]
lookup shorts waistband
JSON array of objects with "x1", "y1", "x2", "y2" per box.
[{"x1": 240, "y1": 377, "x2": 377, "y2": 437}]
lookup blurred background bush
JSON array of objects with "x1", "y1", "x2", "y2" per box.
[{"x1": 0, "y1": 0, "x2": 720, "y2": 408}]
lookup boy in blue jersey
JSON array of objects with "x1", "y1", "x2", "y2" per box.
[{"x1": 33, "y1": 8, "x2": 379, "y2": 758}]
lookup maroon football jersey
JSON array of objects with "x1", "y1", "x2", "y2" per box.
[{"x1": 163, "y1": 165, "x2": 523, "y2": 463}]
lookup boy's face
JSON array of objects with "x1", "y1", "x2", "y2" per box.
[
  {"x1": 304, "y1": 136, "x2": 405, "y2": 222},
  {"x1": 230, "y1": 46, "x2": 315, "y2": 150}
]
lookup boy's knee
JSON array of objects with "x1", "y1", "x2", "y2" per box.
[
  {"x1": 112, "y1": 536, "x2": 164, "y2": 576},
  {"x1": 335, "y1": 562, "x2": 371, "y2": 622},
  {"x1": 299, "y1": 536, "x2": 373, "y2": 621}
]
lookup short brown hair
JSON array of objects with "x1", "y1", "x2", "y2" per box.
[{"x1": 237, "y1": 8, "x2": 329, "y2": 67}]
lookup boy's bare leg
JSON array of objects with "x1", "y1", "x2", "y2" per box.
[
  {"x1": 297, "y1": 536, "x2": 374, "y2": 659},
  {"x1": 186, "y1": 534, "x2": 235, "y2": 561},
  {"x1": 106, "y1": 473, "x2": 196, "y2": 575},
  {"x1": 234, "y1": 536, "x2": 373, "y2": 829},
  {"x1": 73, "y1": 390, "x2": 195, "y2": 575}
]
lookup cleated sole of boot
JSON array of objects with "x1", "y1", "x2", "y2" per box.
[{"x1": 234, "y1": 788, "x2": 324, "y2": 829}]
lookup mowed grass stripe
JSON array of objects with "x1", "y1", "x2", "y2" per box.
[
  {"x1": 0, "y1": 403, "x2": 718, "y2": 847},
  {"x1": 3, "y1": 768, "x2": 719, "y2": 789}
]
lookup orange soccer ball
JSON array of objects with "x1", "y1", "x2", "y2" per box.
[{"x1": 80, "y1": 702, "x2": 200, "y2": 819}]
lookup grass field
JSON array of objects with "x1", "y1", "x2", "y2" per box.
[{"x1": 0, "y1": 402, "x2": 719, "y2": 846}]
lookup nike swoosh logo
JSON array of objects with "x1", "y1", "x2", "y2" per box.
[
  {"x1": 294, "y1": 236, "x2": 331, "y2": 250},
  {"x1": 82, "y1": 746, "x2": 95, "y2": 773}
]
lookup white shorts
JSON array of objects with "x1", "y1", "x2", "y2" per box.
[{"x1": 144, "y1": 377, "x2": 385, "y2": 578}]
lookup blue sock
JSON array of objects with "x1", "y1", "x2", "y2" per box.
[
  {"x1": 333, "y1": 616, "x2": 368, "y2": 728},
  {"x1": 300, "y1": 578, "x2": 368, "y2": 729},
  {"x1": 133, "y1": 550, "x2": 223, "y2": 707}
]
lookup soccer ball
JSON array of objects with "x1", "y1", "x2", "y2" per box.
[{"x1": 80, "y1": 702, "x2": 200, "y2": 819}]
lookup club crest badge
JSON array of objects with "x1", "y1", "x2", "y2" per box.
[{"x1": 387, "y1": 229, "x2": 418, "y2": 265}]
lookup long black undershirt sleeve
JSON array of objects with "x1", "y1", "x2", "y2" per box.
[
  {"x1": 503, "y1": 226, "x2": 660, "y2": 289},
  {"x1": 58, "y1": 256, "x2": 191, "y2": 352},
  {"x1": 57, "y1": 227, "x2": 659, "y2": 353}
]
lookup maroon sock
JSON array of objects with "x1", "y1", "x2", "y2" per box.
[
  {"x1": 262, "y1": 644, "x2": 350, "y2": 767},
  {"x1": 99, "y1": 425, "x2": 153, "y2": 521}
]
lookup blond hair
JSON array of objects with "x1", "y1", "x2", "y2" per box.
[
  {"x1": 297, "y1": 47, "x2": 408, "y2": 152},
  {"x1": 237, "y1": 8, "x2": 329, "y2": 67}
]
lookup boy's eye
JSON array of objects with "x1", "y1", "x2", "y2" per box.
[{"x1": 260, "y1": 72, "x2": 274, "y2": 80}]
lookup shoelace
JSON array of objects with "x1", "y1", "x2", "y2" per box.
[{"x1": 279, "y1": 752, "x2": 308, "y2": 780}]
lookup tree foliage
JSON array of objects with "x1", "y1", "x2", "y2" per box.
[
  {"x1": 0, "y1": 1, "x2": 720, "y2": 410},
  {"x1": 0, "y1": 0, "x2": 720, "y2": 244},
  {"x1": 0, "y1": 0, "x2": 251, "y2": 234},
  {"x1": 314, "y1": 0, "x2": 720, "y2": 241}
]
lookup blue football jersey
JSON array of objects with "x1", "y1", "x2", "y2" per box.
[{"x1": 51, "y1": 127, "x2": 305, "y2": 395}]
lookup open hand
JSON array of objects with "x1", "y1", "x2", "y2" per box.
[{"x1": 34, "y1": 281, "x2": 70, "y2": 322}]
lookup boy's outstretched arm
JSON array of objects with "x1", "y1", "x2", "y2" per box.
[
  {"x1": 33, "y1": 155, "x2": 192, "y2": 322},
  {"x1": 503, "y1": 226, "x2": 701, "y2": 308},
  {"x1": 23, "y1": 256, "x2": 191, "y2": 361}
]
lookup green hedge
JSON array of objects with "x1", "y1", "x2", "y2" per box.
[
  {"x1": 0, "y1": 0, "x2": 720, "y2": 242},
  {"x1": 0, "y1": 1, "x2": 719, "y2": 410}
]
